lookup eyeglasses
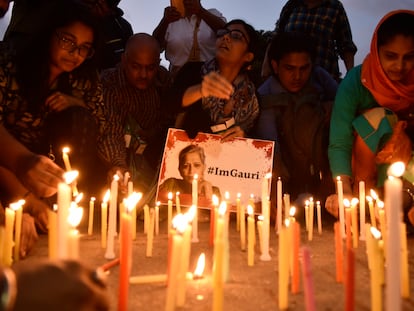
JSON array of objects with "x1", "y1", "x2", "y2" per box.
[
  {"x1": 55, "y1": 32, "x2": 95, "y2": 59},
  {"x1": 216, "y1": 28, "x2": 249, "y2": 43}
]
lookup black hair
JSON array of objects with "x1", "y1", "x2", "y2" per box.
[
  {"x1": 15, "y1": 0, "x2": 102, "y2": 113},
  {"x1": 225, "y1": 19, "x2": 259, "y2": 57},
  {"x1": 377, "y1": 12, "x2": 414, "y2": 48},
  {"x1": 268, "y1": 31, "x2": 316, "y2": 63}
]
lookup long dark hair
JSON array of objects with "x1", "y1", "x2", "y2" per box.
[
  {"x1": 377, "y1": 12, "x2": 414, "y2": 48},
  {"x1": 15, "y1": 0, "x2": 102, "y2": 113}
]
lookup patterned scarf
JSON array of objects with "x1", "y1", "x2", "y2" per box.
[{"x1": 361, "y1": 10, "x2": 414, "y2": 112}]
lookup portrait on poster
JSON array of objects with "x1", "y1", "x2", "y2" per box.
[{"x1": 156, "y1": 129, "x2": 274, "y2": 210}]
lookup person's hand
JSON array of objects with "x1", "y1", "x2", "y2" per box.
[
  {"x1": 19, "y1": 213, "x2": 39, "y2": 258},
  {"x1": 23, "y1": 193, "x2": 49, "y2": 233},
  {"x1": 163, "y1": 6, "x2": 182, "y2": 23},
  {"x1": 12, "y1": 259, "x2": 110, "y2": 311},
  {"x1": 107, "y1": 166, "x2": 127, "y2": 195},
  {"x1": 45, "y1": 91, "x2": 86, "y2": 112},
  {"x1": 184, "y1": 0, "x2": 202, "y2": 15},
  {"x1": 201, "y1": 72, "x2": 234, "y2": 100},
  {"x1": 220, "y1": 126, "x2": 245, "y2": 142},
  {"x1": 17, "y1": 154, "x2": 64, "y2": 198}
]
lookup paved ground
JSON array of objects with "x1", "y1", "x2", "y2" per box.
[{"x1": 23, "y1": 209, "x2": 414, "y2": 311}]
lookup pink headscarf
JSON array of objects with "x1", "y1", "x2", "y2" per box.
[{"x1": 361, "y1": 10, "x2": 414, "y2": 112}]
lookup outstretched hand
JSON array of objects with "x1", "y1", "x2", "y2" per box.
[{"x1": 201, "y1": 72, "x2": 234, "y2": 100}]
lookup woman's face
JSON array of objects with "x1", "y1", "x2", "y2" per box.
[
  {"x1": 179, "y1": 151, "x2": 205, "y2": 183},
  {"x1": 50, "y1": 21, "x2": 94, "y2": 75},
  {"x1": 215, "y1": 23, "x2": 253, "y2": 68},
  {"x1": 378, "y1": 34, "x2": 414, "y2": 83}
]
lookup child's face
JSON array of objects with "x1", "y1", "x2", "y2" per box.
[
  {"x1": 272, "y1": 52, "x2": 312, "y2": 93},
  {"x1": 379, "y1": 34, "x2": 414, "y2": 83}
]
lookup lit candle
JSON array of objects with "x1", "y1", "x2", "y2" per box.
[
  {"x1": 236, "y1": 193, "x2": 241, "y2": 232},
  {"x1": 308, "y1": 197, "x2": 314, "y2": 241},
  {"x1": 256, "y1": 215, "x2": 263, "y2": 254},
  {"x1": 175, "y1": 192, "x2": 181, "y2": 214},
  {"x1": 366, "y1": 195, "x2": 375, "y2": 228},
  {"x1": 167, "y1": 192, "x2": 173, "y2": 232},
  {"x1": 278, "y1": 220, "x2": 289, "y2": 310},
  {"x1": 334, "y1": 222, "x2": 343, "y2": 283},
  {"x1": 212, "y1": 204, "x2": 225, "y2": 311},
  {"x1": 146, "y1": 208, "x2": 155, "y2": 257},
  {"x1": 176, "y1": 217, "x2": 192, "y2": 307},
  {"x1": 57, "y1": 171, "x2": 77, "y2": 259},
  {"x1": 304, "y1": 200, "x2": 309, "y2": 231},
  {"x1": 62, "y1": 146, "x2": 72, "y2": 171},
  {"x1": 351, "y1": 198, "x2": 359, "y2": 249},
  {"x1": 369, "y1": 227, "x2": 383, "y2": 311},
  {"x1": 48, "y1": 204, "x2": 58, "y2": 259},
  {"x1": 12, "y1": 200, "x2": 24, "y2": 261},
  {"x1": 385, "y1": 162, "x2": 403, "y2": 311},
  {"x1": 4, "y1": 206, "x2": 15, "y2": 266},
  {"x1": 316, "y1": 200, "x2": 322, "y2": 235},
  {"x1": 222, "y1": 201, "x2": 230, "y2": 283},
  {"x1": 400, "y1": 222, "x2": 409, "y2": 298},
  {"x1": 377, "y1": 200, "x2": 386, "y2": 250},
  {"x1": 301, "y1": 247, "x2": 316, "y2": 311},
  {"x1": 276, "y1": 177, "x2": 283, "y2": 233},
  {"x1": 291, "y1": 220, "x2": 300, "y2": 294},
  {"x1": 105, "y1": 174, "x2": 119, "y2": 259},
  {"x1": 67, "y1": 204, "x2": 83, "y2": 259},
  {"x1": 165, "y1": 215, "x2": 186, "y2": 311},
  {"x1": 192, "y1": 174, "x2": 199, "y2": 243},
  {"x1": 118, "y1": 197, "x2": 134, "y2": 311},
  {"x1": 260, "y1": 173, "x2": 272, "y2": 261},
  {"x1": 143, "y1": 204, "x2": 150, "y2": 234},
  {"x1": 101, "y1": 190, "x2": 110, "y2": 249},
  {"x1": 370, "y1": 189, "x2": 379, "y2": 227},
  {"x1": 359, "y1": 181, "x2": 366, "y2": 240},
  {"x1": 247, "y1": 205, "x2": 255, "y2": 266},
  {"x1": 337, "y1": 176, "x2": 346, "y2": 238},
  {"x1": 155, "y1": 201, "x2": 160, "y2": 236},
  {"x1": 344, "y1": 199, "x2": 352, "y2": 251},
  {"x1": 283, "y1": 193, "x2": 290, "y2": 223},
  {"x1": 239, "y1": 204, "x2": 246, "y2": 251},
  {"x1": 129, "y1": 192, "x2": 141, "y2": 241},
  {"x1": 88, "y1": 197, "x2": 95, "y2": 235},
  {"x1": 210, "y1": 195, "x2": 219, "y2": 247},
  {"x1": 345, "y1": 248, "x2": 355, "y2": 311}
]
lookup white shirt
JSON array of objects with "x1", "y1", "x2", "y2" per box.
[{"x1": 164, "y1": 8, "x2": 226, "y2": 70}]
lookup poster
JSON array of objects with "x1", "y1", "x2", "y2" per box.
[{"x1": 156, "y1": 129, "x2": 275, "y2": 212}]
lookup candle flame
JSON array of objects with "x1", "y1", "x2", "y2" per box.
[
  {"x1": 370, "y1": 189, "x2": 378, "y2": 200},
  {"x1": 377, "y1": 200, "x2": 384, "y2": 209},
  {"x1": 366, "y1": 195, "x2": 372, "y2": 203},
  {"x1": 350, "y1": 197, "x2": 359, "y2": 207},
  {"x1": 284, "y1": 218, "x2": 290, "y2": 227},
  {"x1": 247, "y1": 204, "x2": 254, "y2": 215},
  {"x1": 343, "y1": 198, "x2": 350, "y2": 208},
  {"x1": 53, "y1": 204, "x2": 58, "y2": 212},
  {"x1": 193, "y1": 174, "x2": 198, "y2": 180},
  {"x1": 387, "y1": 161, "x2": 405, "y2": 177},
  {"x1": 124, "y1": 192, "x2": 142, "y2": 213},
  {"x1": 74, "y1": 193, "x2": 83, "y2": 204},
  {"x1": 156, "y1": 201, "x2": 161, "y2": 207},
  {"x1": 316, "y1": 201, "x2": 321, "y2": 207},
  {"x1": 218, "y1": 201, "x2": 227, "y2": 216},
  {"x1": 185, "y1": 205, "x2": 196, "y2": 222},
  {"x1": 63, "y1": 171, "x2": 78, "y2": 184},
  {"x1": 176, "y1": 191, "x2": 180, "y2": 196},
  {"x1": 289, "y1": 206, "x2": 296, "y2": 217},
  {"x1": 193, "y1": 253, "x2": 205, "y2": 278},
  {"x1": 212, "y1": 194, "x2": 219, "y2": 206},
  {"x1": 62, "y1": 146, "x2": 70, "y2": 154},
  {"x1": 225, "y1": 191, "x2": 230, "y2": 200},
  {"x1": 90, "y1": 197, "x2": 96, "y2": 202},
  {"x1": 305, "y1": 200, "x2": 309, "y2": 206},
  {"x1": 370, "y1": 226, "x2": 382, "y2": 240},
  {"x1": 265, "y1": 172, "x2": 272, "y2": 179},
  {"x1": 168, "y1": 192, "x2": 173, "y2": 200},
  {"x1": 172, "y1": 214, "x2": 187, "y2": 233},
  {"x1": 68, "y1": 206, "x2": 83, "y2": 228},
  {"x1": 103, "y1": 190, "x2": 110, "y2": 203},
  {"x1": 237, "y1": 192, "x2": 241, "y2": 199},
  {"x1": 258, "y1": 215, "x2": 264, "y2": 221},
  {"x1": 10, "y1": 200, "x2": 24, "y2": 211},
  {"x1": 113, "y1": 174, "x2": 120, "y2": 182},
  {"x1": 336, "y1": 176, "x2": 341, "y2": 181}
]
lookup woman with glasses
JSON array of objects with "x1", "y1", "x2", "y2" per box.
[
  {"x1": 0, "y1": 0, "x2": 107, "y2": 256},
  {"x1": 170, "y1": 19, "x2": 260, "y2": 141}
]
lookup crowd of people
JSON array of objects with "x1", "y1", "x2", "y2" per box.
[{"x1": 0, "y1": 0, "x2": 413, "y2": 309}]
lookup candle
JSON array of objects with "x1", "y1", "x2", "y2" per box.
[
  {"x1": 144, "y1": 204, "x2": 150, "y2": 233},
  {"x1": 385, "y1": 162, "x2": 403, "y2": 311},
  {"x1": 175, "y1": 192, "x2": 181, "y2": 214},
  {"x1": 345, "y1": 248, "x2": 355, "y2": 311},
  {"x1": 129, "y1": 192, "x2": 141, "y2": 241},
  {"x1": 176, "y1": 221, "x2": 192, "y2": 307},
  {"x1": 276, "y1": 177, "x2": 283, "y2": 233},
  {"x1": 359, "y1": 181, "x2": 366, "y2": 240},
  {"x1": 105, "y1": 174, "x2": 119, "y2": 259},
  {"x1": 4, "y1": 207, "x2": 15, "y2": 266},
  {"x1": 377, "y1": 200, "x2": 386, "y2": 250},
  {"x1": 260, "y1": 173, "x2": 272, "y2": 261},
  {"x1": 165, "y1": 215, "x2": 186, "y2": 311},
  {"x1": 291, "y1": 221, "x2": 300, "y2": 294},
  {"x1": 366, "y1": 195, "x2": 376, "y2": 228},
  {"x1": 101, "y1": 190, "x2": 110, "y2": 249},
  {"x1": 48, "y1": 205, "x2": 58, "y2": 259},
  {"x1": 57, "y1": 171, "x2": 77, "y2": 259},
  {"x1": 369, "y1": 227, "x2": 383, "y2": 311},
  {"x1": 337, "y1": 176, "x2": 346, "y2": 238},
  {"x1": 212, "y1": 204, "x2": 225, "y2": 311},
  {"x1": 222, "y1": 202, "x2": 230, "y2": 283},
  {"x1": 118, "y1": 198, "x2": 134, "y2": 311},
  {"x1": 247, "y1": 205, "x2": 255, "y2": 266},
  {"x1": 192, "y1": 175, "x2": 199, "y2": 243},
  {"x1": 12, "y1": 200, "x2": 23, "y2": 261},
  {"x1": 155, "y1": 202, "x2": 160, "y2": 236},
  {"x1": 256, "y1": 215, "x2": 263, "y2": 254},
  {"x1": 130, "y1": 274, "x2": 167, "y2": 284},
  {"x1": 62, "y1": 146, "x2": 72, "y2": 171},
  {"x1": 344, "y1": 200, "x2": 352, "y2": 251},
  {"x1": 239, "y1": 204, "x2": 246, "y2": 251},
  {"x1": 167, "y1": 192, "x2": 173, "y2": 232},
  {"x1": 210, "y1": 195, "x2": 219, "y2": 246},
  {"x1": 283, "y1": 193, "x2": 290, "y2": 223},
  {"x1": 301, "y1": 247, "x2": 316, "y2": 311},
  {"x1": 146, "y1": 208, "x2": 155, "y2": 257},
  {"x1": 88, "y1": 197, "x2": 95, "y2": 235},
  {"x1": 67, "y1": 204, "x2": 83, "y2": 259},
  {"x1": 236, "y1": 193, "x2": 241, "y2": 232},
  {"x1": 351, "y1": 198, "x2": 359, "y2": 249},
  {"x1": 278, "y1": 221, "x2": 289, "y2": 310},
  {"x1": 308, "y1": 198, "x2": 314, "y2": 241},
  {"x1": 304, "y1": 200, "x2": 309, "y2": 231},
  {"x1": 334, "y1": 222, "x2": 343, "y2": 283},
  {"x1": 316, "y1": 201, "x2": 322, "y2": 235},
  {"x1": 400, "y1": 223, "x2": 409, "y2": 298}
]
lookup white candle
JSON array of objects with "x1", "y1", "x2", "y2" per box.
[
  {"x1": 155, "y1": 201, "x2": 160, "y2": 235},
  {"x1": 101, "y1": 190, "x2": 110, "y2": 249},
  {"x1": 167, "y1": 192, "x2": 173, "y2": 232},
  {"x1": 175, "y1": 192, "x2": 181, "y2": 214},
  {"x1": 67, "y1": 205, "x2": 83, "y2": 259},
  {"x1": 4, "y1": 207, "x2": 15, "y2": 266},
  {"x1": 12, "y1": 201, "x2": 23, "y2": 261},
  {"x1": 308, "y1": 197, "x2": 314, "y2": 241},
  {"x1": 359, "y1": 181, "x2": 366, "y2": 240},
  {"x1": 192, "y1": 175, "x2": 199, "y2": 242},
  {"x1": 105, "y1": 174, "x2": 119, "y2": 259},
  {"x1": 385, "y1": 162, "x2": 403, "y2": 311},
  {"x1": 260, "y1": 173, "x2": 271, "y2": 261},
  {"x1": 247, "y1": 205, "x2": 255, "y2": 266},
  {"x1": 337, "y1": 176, "x2": 346, "y2": 238},
  {"x1": 88, "y1": 197, "x2": 95, "y2": 235},
  {"x1": 316, "y1": 200, "x2": 322, "y2": 235},
  {"x1": 48, "y1": 205, "x2": 58, "y2": 259},
  {"x1": 146, "y1": 208, "x2": 155, "y2": 257},
  {"x1": 283, "y1": 193, "x2": 290, "y2": 223},
  {"x1": 239, "y1": 204, "x2": 246, "y2": 251},
  {"x1": 62, "y1": 147, "x2": 72, "y2": 171},
  {"x1": 212, "y1": 204, "x2": 225, "y2": 311},
  {"x1": 276, "y1": 177, "x2": 283, "y2": 233}
]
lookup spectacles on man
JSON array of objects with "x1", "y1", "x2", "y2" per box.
[
  {"x1": 55, "y1": 32, "x2": 95, "y2": 59},
  {"x1": 216, "y1": 28, "x2": 249, "y2": 44}
]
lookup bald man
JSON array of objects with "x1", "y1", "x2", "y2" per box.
[{"x1": 99, "y1": 33, "x2": 172, "y2": 193}]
